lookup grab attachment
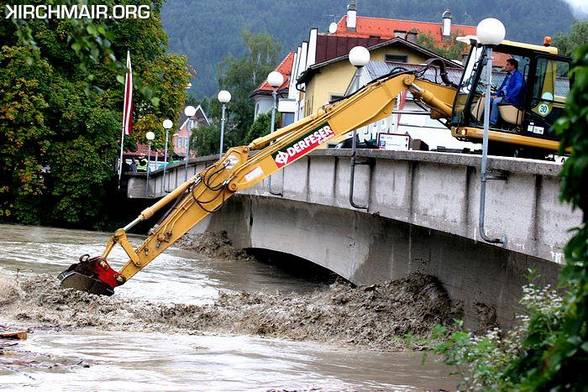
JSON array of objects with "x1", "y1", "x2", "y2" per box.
[{"x1": 58, "y1": 254, "x2": 124, "y2": 296}]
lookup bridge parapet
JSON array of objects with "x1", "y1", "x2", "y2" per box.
[{"x1": 127, "y1": 150, "x2": 580, "y2": 264}]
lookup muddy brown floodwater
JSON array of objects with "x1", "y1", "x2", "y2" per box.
[{"x1": 0, "y1": 224, "x2": 459, "y2": 391}]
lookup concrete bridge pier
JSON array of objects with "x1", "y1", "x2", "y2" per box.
[{"x1": 193, "y1": 195, "x2": 560, "y2": 328}]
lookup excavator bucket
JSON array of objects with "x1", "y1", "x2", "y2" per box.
[{"x1": 58, "y1": 254, "x2": 120, "y2": 296}]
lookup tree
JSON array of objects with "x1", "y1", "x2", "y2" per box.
[
  {"x1": 0, "y1": 0, "x2": 190, "y2": 228},
  {"x1": 216, "y1": 31, "x2": 281, "y2": 145},
  {"x1": 554, "y1": 21, "x2": 588, "y2": 57},
  {"x1": 244, "y1": 112, "x2": 279, "y2": 144},
  {"x1": 191, "y1": 122, "x2": 220, "y2": 157}
]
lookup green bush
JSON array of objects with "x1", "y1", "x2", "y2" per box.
[{"x1": 433, "y1": 282, "x2": 565, "y2": 390}]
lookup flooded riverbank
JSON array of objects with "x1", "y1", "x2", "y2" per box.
[{"x1": 0, "y1": 224, "x2": 459, "y2": 390}]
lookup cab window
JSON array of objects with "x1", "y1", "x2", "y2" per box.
[{"x1": 531, "y1": 58, "x2": 569, "y2": 117}]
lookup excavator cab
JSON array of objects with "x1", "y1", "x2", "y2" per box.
[{"x1": 450, "y1": 37, "x2": 571, "y2": 157}]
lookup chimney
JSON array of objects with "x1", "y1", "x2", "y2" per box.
[
  {"x1": 442, "y1": 9, "x2": 452, "y2": 40},
  {"x1": 347, "y1": 0, "x2": 357, "y2": 32}
]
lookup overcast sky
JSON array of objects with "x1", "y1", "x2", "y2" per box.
[{"x1": 563, "y1": 0, "x2": 588, "y2": 16}]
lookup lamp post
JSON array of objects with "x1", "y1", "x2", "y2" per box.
[
  {"x1": 476, "y1": 17, "x2": 506, "y2": 244},
  {"x1": 145, "y1": 131, "x2": 155, "y2": 196},
  {"x1": 348, "y1": 46, "x2": 370, "y2": 210},
  {"x1": 217, "y1": 90, "x2": 231, "y2": 157},
  {"x1": 162, "y1": 119, "x2": 173, "y2": 192},
  {"x1": 265, "y1": 71, "x2": 284, "y2": 196},
  {"x1": 267, "y1": 71, "x2": 284, "y2": 134},
  {"x1": 183, "y1": 105, "x2": 196, "y2": 181}
]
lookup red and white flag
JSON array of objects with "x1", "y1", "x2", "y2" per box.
[
  {"x1": 117, "y1": 50, "x2": 134, "y2": 187},
  {"x1": 122, "y1": 50, "x2": 133, "y2": 135}
]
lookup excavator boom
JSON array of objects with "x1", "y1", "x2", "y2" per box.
[{"x1": 58, "y1": 70, "x2": 457, "y2": 295}]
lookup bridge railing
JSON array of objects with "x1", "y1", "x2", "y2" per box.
[{"x1": 126, "y1": 149, "x2": 580, "y2": 264}]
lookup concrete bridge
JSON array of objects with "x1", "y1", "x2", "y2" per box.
[{"x1": 126, "y1": 150, "x2": 580, "y2": 327}]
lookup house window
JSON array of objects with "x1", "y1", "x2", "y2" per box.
[
  {"x1": 394, "y1": 30, "x2": 406, "y2": 39},
  {"x1": 385, "y1": 54, "x2": 408, "y2": 63},
  {"x1": 281, "y1": 112, "x2": 295, "y2": 126},
  {"x1": 406, "y1": 32, "x2": 417, "y2": 43}
]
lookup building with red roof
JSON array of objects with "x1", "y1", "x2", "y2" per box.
[
  {"x1": 332, "y1": 13, "x2": 476, "y2": 44},
  {"x1": 251, "y1": 2, "x2": 477, "y2": 125},
  {"x1": 250, "y1": 51, "x2": 295, "y2": 125},
  {"x1": 252, "y1": 51, "x2": 295, "y2": 97}
]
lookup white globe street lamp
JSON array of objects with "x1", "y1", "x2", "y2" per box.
[
  {"x1": 184, "y1": 105, "x2": 196, "y2": 117},
  {"x1": 267, "y1": 71, "x2": 284, "y2": 134},
  {"x1": 476, "y1": 17, "x2": 507, "y2": 245},
  {"x1": 218, "y1": 90, "x2": 231, "y2": 104},
  {"x1": 267, "y1": 71, "x2": 284, "y2": 89},
  {"x1": 349, "y1": 46, "x2": 370, "y2": 68},
  {"x1": 349, "y1": 46, "x2": 370, "y2": 94},
  {"x1": 217, "y1": 90, "x2": 231, "y2": 156},
  {"x1": 145, "y1": 131, "x2": 155, "y2": 196},
  {"x1": 162, "y1": 119, "x2": 173, "y2": 193},
  {"x1": 476, "y1": 18, "x2": 506, "y2": 46},
  {"x1": 183, "y1": 105, "x2": 197, "y2": 181},
  {"x1": 347, "y1": 46, "x2": 371, "y2": 210}
]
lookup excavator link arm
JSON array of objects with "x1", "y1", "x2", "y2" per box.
[{"x1": 59, "y1": 71, "x2": 457, "y2": 295}]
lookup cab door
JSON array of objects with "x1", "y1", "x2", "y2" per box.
[{"x1": 525, "y1": 56, "x2": 571, "y2": 140}]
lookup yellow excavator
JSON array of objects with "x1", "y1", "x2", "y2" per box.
[{"x1": 59, "y1": 36, "x2": 571, "y2": 295}]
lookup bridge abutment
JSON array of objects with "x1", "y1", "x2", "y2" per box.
[{"x1": 194, "y1": 195, "x2": 560, "y2": 328}]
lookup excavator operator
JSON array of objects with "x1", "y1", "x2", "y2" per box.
[{"x1": 490, "y1": 58, "x2": 525, "y2": 126}]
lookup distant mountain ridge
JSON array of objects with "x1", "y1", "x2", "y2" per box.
[{"x1": 161, "y1": 0, "x2": 577, "y2": 97}]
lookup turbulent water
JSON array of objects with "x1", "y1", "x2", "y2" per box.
[{"x1": 0, "y1": 224, "x2": 458, "y2": 391}]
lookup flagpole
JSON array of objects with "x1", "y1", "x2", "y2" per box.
[
  {"x1": 118, "y1": 50, "x2": 132, "y2": 190},
  {"x1": 117, "y1": 124, "x2": 125, "y2": 190}
]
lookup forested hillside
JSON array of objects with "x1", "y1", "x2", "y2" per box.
[{"x1": 161, "y1": 0, "x2": 577, "y2": 96}]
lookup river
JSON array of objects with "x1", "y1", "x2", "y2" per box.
[{"x1": 0, "y1": 224, "x2": 458, "y2": 391}]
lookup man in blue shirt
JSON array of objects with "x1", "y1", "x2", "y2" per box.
[{"x1": 490, "y1": 58, "x2": 525, "y2": 126}]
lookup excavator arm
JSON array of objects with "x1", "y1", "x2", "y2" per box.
[{"x1": 58, "y1": 71, "x2": 457, "y2": 295}]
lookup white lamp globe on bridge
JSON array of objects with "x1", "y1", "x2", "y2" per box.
[
  {"x1": 349, "y1": 46, "x2": 370, "y2": 67},
  {"x1": 184, "y1": 105, "x2": 196, "y2": 117},
  {"x1": 217, "y1": 90, "x2": 231, "y2": 104},
  {"x1": 145, "y1": 131, "x2": 155, "y2": 141},
  {"x1": 267, "y1": 71, "x2": 284, "y2": 88},
  {"x1": 162, "y1": 119, "x2": 173, "y2": 129},
  {"x1": 476, "y1": 18, "x2": 506, "y2": 46}
]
